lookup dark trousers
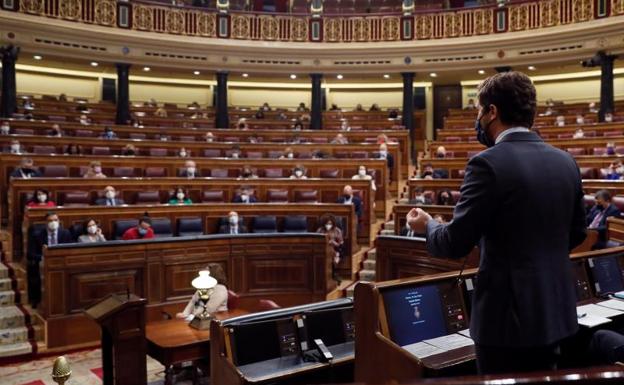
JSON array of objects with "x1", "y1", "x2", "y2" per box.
[
  {"x1": 27, "y1": 259, "x2": 42, "y2": 307},
  {"x1": 475, "y1": 343, "x2": 560, "y2": 375},
  {"x1": 589, "y1": 330, "x2": 624, "y2": 364}
]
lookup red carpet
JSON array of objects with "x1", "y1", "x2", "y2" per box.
[
  {"x1": 20, "y1": 381, "x2": 45, "y2": 385},
  {"x1": 91, "y1": 367, "x2": 103, "y2": 379}
]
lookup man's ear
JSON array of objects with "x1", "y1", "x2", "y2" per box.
[{"x1": 488, "y1": 104, "x2": 498, "y2": 121}]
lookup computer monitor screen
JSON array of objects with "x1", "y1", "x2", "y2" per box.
[
  {"x1": 589, "y1": 255, "x2": 624, "y2": 295},
  {"x1": 572, "y1": 260, "x2": 593, "y2": 302},
  {"x1": 382, "y1": 284, "x2": 447, "y2": 347},
  {"x1": 304, "y1": 306, "x2": 354, "y2": 347},
  {"x1": 231, "y1": 317, "x2": 298, "y2": 366}
]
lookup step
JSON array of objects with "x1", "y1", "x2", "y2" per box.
[
  {"x1": 0, "y1": 290, "x2": 15, "y2": 306},
  {"x1": 0, "y1": 262, "x2": 8, "y2": 279},
  {"x1": 33, "y1": 324, "x2": 44, "y2": 342},
  {"x1": 0, "y1": 326, "x2": 29, "y2": 346},
  {"x1": 0, "y1": 341, "x2": 32, "y2": 358},
  {"x1": 359, "y1": 269, "x2": 376, "y2": 282},
  {"x1": 380, "y1": 229, "x2": 394, "y2": 236},
  {"x1": 367, "y1": 248, "x2": 377, "y2": 261},
  {"x1": 363, "y1": 259, "x2": 376, "y2": 271},
  {"x1": 384, "y1": 222, "x2": 395, "y2": 231},
  {"x1": 0, "y1": 306, "x2": 26, "y2": 329},
  {"x1": 0, "y1": 278, "x2": 12, "y2": 292},
  {"x1": 398, "y1": 197, "x2": 409, "y2": 204}
]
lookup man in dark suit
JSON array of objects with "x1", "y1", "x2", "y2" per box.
[
  {"x1": 27, "y1": 212, "x2": 74, "y2": 307},
  {"x1": 407, "y1": 72, "x2": 586, "y2": 375},
  {"x1": 95, "y1": 186, "x2": 126, "y2": 206},
  {"x1": 587, "y1": 190, "x2": 621, "y2": 249},
  {"x1": 179, "y1": 160, "x2": 200, "y2": 178},
  {"x1": 336, "y1": 185, "x2": 362, "y2": 219},
  {"x1": 218, "y1": 211, "x2": 248, "y2": 234},
  {"x1": 10, "y1": 158, "x2": 42, "y2": 179},
  {"x1": 232, "y1": 186, "x2": 257, "y2": 204}
]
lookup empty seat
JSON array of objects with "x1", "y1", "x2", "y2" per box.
[
  {"x1": 179, "y1": 136, "x2": 195, "y2": 142},
  {"x1": 267, "y1": 189, "x2": 289, "y2": 203},
  {"x1": 151, "y1": 218, "x2": 173, "y2": 238},
  {"x1": 320, "y1": 169, "x2": 339, "y2": 178},
  {"x1": 351, "y1": 151, "x2": 369, "y2": 159},
  {"x1": 135, "y1": 190, "x2": 161, "y2": 204},
  {"x1": 210, "y1": 169, "x2": 229, "y2": 178},
  {"x1": 604, "y1": 131, "x2": 622, "y2": 137},
  {"x1": 227, "y1": 290, "x2": 240, "y2": 310},
  {"x1": 129, "y1": 133, "x2": 147, "y2": 140},
  {"x1": 92, "y1": 146, "x2": 111, "y2": 155},
  {"x1": 246, "y1": 151, "x2": 263, "y2": 159},
  {"x1": 42, "y1": 165, "x2": 68, "y2": 177},
  {"x1": 295, "y1": 190, "x2": 318, "y2": 203},
  {"x1": 579, "y1": 167, "x2": 597, "y2": 179},
  {"x1": 113, "y1": 167, "x2": 137, "y2": 177},
  {"x1": 334, "y1": 152, "x2": 349, "y2": 159},
  {"x1": 593, "y1": 147, "x2": 607, "y2": 156},
  {"x1": 566, "y1": 148, "x2": 585, "y2": 156},
  {"x1": 32, "y1": 145, "x2": 56, "y2": 154},
  {"x1": 74, "y1": 129, "x2": 94, "y2": 137},
  {"x1": 14, "y1": 128, "x2": 34, "y2": 135},
  {"x1": 283, "y1": 215, "x2": 308, "y2": 233},
  {"x1": 297, "y1": 151, "x2": 313, "y2": 159},
  {"x1": 252, "y1": 216, "x2": 277, "y2": 233},
  {"x1": 145, "y1": 167, "x2": 167, "y2": 177},
  {"x1": 61, "y1": 191, "x2": 91, "y2": 206},
  {"x1": 177, "y1": 217, "x2": 203, "y2": 237},
  {"x1": 268, "y1": 151, "x2": 283, "y2": 159},
  {"x1": 203, "y1": 149, "x2": 222, "y2": 157},
  {"x1": 557, "y1": 133, "x2": 573, "y2": 139},
  {"x1": 263, "y1": 168, "x2": 284, "y2": 178},
  {"x1": 614, "y1": 196, "x2": 624, "y2": 212},
  {"x1": 202, "y1": 190, "x2": 225, "y2": 202},
  {"x1": 150, "y1": 148, "x2": 168, "y2": 156},
  {"x1": 113, "y1": 219, "x2": 138, "y2": 240},
  {"x1": 311, "y1": 137, "x2": 328, "y2": 143}
]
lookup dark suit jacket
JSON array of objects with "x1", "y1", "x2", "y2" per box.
[
  {"x1": 27, "y1": 227, "x2": 74, "y2": 262},
  {"x1": 179, "y1": 170, "x2": 201, "y2": 178},
  {"x1": 218, "y1": 224, "x2": 248, "y2": 234},
  {"x1": 337, "y1": 195, "x2": 362, "y2": 218},
  {"x1": 95, "y1": 197, "x2": 126, "y2": 206},
  {"x1": 10, "y1": 168, "x2": 42, "y2": 178},
  {"x1": 232, "y1": 195, "x2": 258, "y2": 204},
  {"x1": 426, "y1": 131, "x2": 586, "y2": 348},
  {"x1": 586, "y1": 203, "x2": 621, "y2": 242}
]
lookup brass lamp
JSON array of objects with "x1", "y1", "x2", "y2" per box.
[
  {"x1": 52, "y1": 356, "x2": 72, "y2": 385},
  {"x1": 189, "y1": 270, "x2": 218, "y2": 330}
]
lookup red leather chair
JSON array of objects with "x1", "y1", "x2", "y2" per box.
[
  {"x1": 257, "y1": 299, "x2": 280, "y2": 311},
  {"x1": 92, "y1": 146, "x2": 111, "y2": 156},
  {"x1": 150, "y1": 148, "x2": 168, "y2": 157},
  {"x1": 42, "y1": 165, "x2": 68, "y2": 177},
  {"x1": 210, "y1": 169, "x2": 229, "y2": 178},
  {"x1": 203, "y1": 149, "x2": 221, "y2": 157},
  {"x1": 263, "y1": 168, "x2": 284, "y2": 178},
  {"x1": 135, "y1": 190, "x2": 161, "y2": 204},
  {"x1": 32, "y1": 145, "x2": 56, "y2": 154},
  {"x1": 61, "y1": 191, "x2": 91, "y2": 206},
  {"x1": 295, "y1": 190, "x2": 318, "y2": 203},
  {"x1": 202, "y1": 190, "x2": 225, "y2": 203},
  {"x1": 113, "y1": 167, "x2": 137, "y2": 177},
  {"x1": 129, "y1": 133, "x2": 146, "y2": 140},
  {"x1": 145, "y1": 167, "x2": 167, "y2": 177},
  {"x1": 267, "y1": 189, "x2": 289, "y2": 203},
  {"x1": 246, "y1": 151, "x2": 263, "y2": 159},
  {"x1": 227, "y1": 290, "x2": 240, "y2": 310},
  {"x1": 320, "y1": 169, "x2": 340, "y2": 178}
]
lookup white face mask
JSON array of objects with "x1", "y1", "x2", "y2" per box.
[
  {"x1": 606, "y1": 116, "x2": 613, "y2": 123},
  {"x1": 379, "y1": 150, "x2": 388, "y2": 157},
  {"x1": 358, "y1": 169, "x2": 366, "y2": 176},
  {"x1": 187, "y1": 167, "x2": 196, "y2": 175},
  {"x1": 105, "y1": 191, "x2": 115, "y2": 199},
  {"x1": 325, "y1": 223, "x2": 333, "y2": 231},
  {"x1": 48, "y1": 220, "x2": 59, "y2": 231},
  {"x1": 231, "y1": 153, "x2": 239, "y2": 159},
  {"x1": 287, "y1": 153, "x2": 294, "y2": 159},
  {"x1": 206, "y1": 138, "x2": 213, "y2": 143},
  {"x1": 295, "y1": 170, "x2": 303, "y2": 177},
  {"x1": 176, "y1": 192, "x2": 185, "y2": 200},
  {"x1": 37, "y1": 194, "x2": 47, "y2": 203},
  {"x1": 10, "y1": 144, "x2": 20, "y2": 152},
  {"x1": 180, "y1": 151, "x2": 187, "y2": 157},
  {"x1": 240, "y1": 194, "x2": 249, "y2": 202},
  {"x1": 576, "y1": 118, "x2": 584, "y2": 124},
  {"x1": 229, "y1": 215, "x2": 238, "y2": 225},
  {"x1": 87, "y1": 225, "x2": 97, "y2": 235}
]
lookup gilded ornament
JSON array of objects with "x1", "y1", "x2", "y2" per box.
[
  {"x1": 94, "y1": 0, "x2": 116, "y2": 26},
  {"x1": 166, "y1": 9, "x2": 185, "y2": 34},
  {"x1": 260, "y1": 16, "x2": 279, "y2": 40},
  {"x1": 231, "y1": 15, "x2": 250, "y2": 39},
  {"x1": 59, "y1": 0, "x2": 82, "y2": 20},
  {"x1": 19, "y1": 0, "x2": 43, "y2": 14},
  {"x1": 290, "y1": 18, "x2": 308, "y2": 41},
  {"x1": 197, "y1": 12, "x2": 216, "y2": 36},
  {"x1": 133, "y1": 6, "x2": 154, "y2": 31},
  {"x1": 381, "y1": 17, "x2": 399, "y2": 41}
]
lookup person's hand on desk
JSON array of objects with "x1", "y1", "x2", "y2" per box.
[
  {"x1": 406, "y1": 208, "x2": 433, "y2": 234},
  {"x1": 175, "y1": 312, "x2": 186, "y2": 319}
]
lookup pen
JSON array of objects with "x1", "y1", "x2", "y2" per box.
[{"x1": 577, "y1": 313, "x2": 587, "y2": 319}]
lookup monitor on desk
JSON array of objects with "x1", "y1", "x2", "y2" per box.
[
  {"x1": 588, "y1": 253, "x2": 624, "y2": 296},
  {"x1": 303, "y1": 306, "x2": 355, "y2": 347},
  {"x1": 230, "y1": 317, "x2": 299, "y2": 366},
  {"x1": 381, "y1": 280, "x2": 468, "y2": 347},
  {"x1": 572, "y1": 260, "x2": 593, "y2": 302}
]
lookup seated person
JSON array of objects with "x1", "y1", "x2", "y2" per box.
[
  {"x1": 229, "y1": 145, "x2": 241, "y2": 159},
  {"x1": 169, "y1": 187, "x2": 192, "y2": 205},
  {"x1": 317, "y1": 214, "x2": 344, "y2": 266},
  {"x1": 576, "y1": 114, "x2": 585, "y2": 125},
  {"x1": 23, "y1": 99, "x2": 35, "y2": 110},
  {"x1": 330, "y1": 103, "x2": 340, "y2": 111},
  {"x1": 232, "y1": 186, "x2": 257, "y2": 204},
  {"x1": 254, "y1": 110, "x2": 265, "y2": 119},
  {"x1": 388, "y1": 109, "x2": 398, "y2": 119},
  {"x1": 420, "y1": 163, "x2": 449, "y2": 179},
  {"x1": 27, "y1": 211, "x2": 73, "y2": 307},
  {"x1": 100, "y1": 126, "x2": 117, "y2": 139},
  {"x1": 122, "y1": 214, "x2": 155, "y2": 240},
  {"x1": 154, "y1": 107, "x2": 168, "y2": 117},
  {"x1": 65, "y1": 144, "x2": 82, "y2": 155},
  {"x1": 340, "y1": 120, "x2": 351, "y2": 131},
  {"x1": 189, "y1": 101, "x2": 200, "y2": 109},
  {"x1": 573, "y1": 128, "x2": 584, "y2": 139},
  {"x1": 6, "y1": 139, "x2": 24, "y2": 154},
  {"x1": 587, "y1": 190, "x2": 621, "y2": 249},
  {"x1": 236, "y1": 118, "x2": 249, "y2": 130},
  {"x1": 58, "y1": 93, "x2": 67, "y2": 102},
  {"x1": 122, "y1": 144, "x2": 137, "y2": 156},
  {"x1": 312, "y1": 149, "x2": 328, "y2": 159},
  {"x1": 435, "y1": 146, "x2": 447, "y2": 158},
  {"x1": 277, "y1": 112, "x2": 288, "y2": 120},
  {"x1": 589, "y1": 102, "x2": 599, "y2": 114},
  {"x1": 409, "y1": 187, "x2": 433, "y2": 205},
  {"x1": 218, "y1": 211, "x2": 248, "y2": 234},
  {"x1": 292, "y1": 120, "x2": 304, "y2": 131},
  {"x1": 605, "y1": 112, "x2": 614, "y2": 123},
  {"x1": 1, "y1": 120, "x2": 10, "y2": 135},
  {"x1": 205, "y1": 132, "x2": 215, "y2": 142},
  {"x1": 464, "y1": 98, "x2": 476, "y2": 110},
  {"x1": 331, "y1": 133, "x2": 349, "y2": 144},
  {"x1": 290, "y1": 164, "x2": 308, "y2": 179},
  {"x1": 296, "y1": 102, "x2": 309, "y2": 112},
  {"x1": 376, "y1": 133, "x2": 389, "y2": 145},
  {"x1": 376, "y1": 143, "x2": 394, "y2": 178},
  {"x1": 589, "y1": 330, "x2": 624, "y2": 365},
  {"x1": 10, "y1": 158, "x2": 41, "y2": 179},
  {"x1": 280, "y1": 147, "x2": 295, "y2": 159},
  {"x1": 261, "y1": 102, "x2": 271, "y2": 112},
  {"x1": 79, "y1": 114, "x2": 90, "y2": 125},
  {"x1": 95, "y1": 186, "x2": 125, "y2": 206},
  {"x1": 78, "y1": 218, "x2": 106, "y2": 243},
  {"x1": 83, "y1": 161, "x2": 107, "y2": 178},
  {"x1": 352, "y1": 165, "x2": 376, "y2": 191},
  {"x1": 26, "y1": 188, "x2": 56, "y2": 208},
  {"x1": 337, "y1": 185, "x2": 362, "y2": 219},
  {"x1": 180, "y1": 160, "x2": 200, "y2": 178},
  {"x1": 555, "y1": 115, "x2": 566, "y2": 127},
  {"x1": 248, "y1": 134, "x2": 262, "y2": 144},
  {"x1": 289, "y1": 134, "x2": 302, "y2": 144},
  {"x1": 369, "y1": 103, "x2": 380, "y2": 112},
  {"x1": 606, "y1": 142, "x2": 616, "y2": 156},
  {"x1": 436, "y1": 189, "x2": 454, "y2": 206},
  {"x1": 354, "y1": 103, "x2": 364, "y2": 112},
  {"x1": 178, "y1": 147, "x2": 190, "y2": 158},
  {"x1": 605, "y1": 161, "x2": 623, "y2": 180},
  {"x1": 238, "y1": 165, "x2": 259, "y2": 179},
  {"x1": 176, "y1": 263, "x2": 228, "y2": 319},
  {"x1": 49, "y1": 124, "x2": 63, "y2": 137}
]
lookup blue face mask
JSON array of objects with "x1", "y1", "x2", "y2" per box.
[{"x1": 475, "y1": 113, "x2": 495, "y2": 148}]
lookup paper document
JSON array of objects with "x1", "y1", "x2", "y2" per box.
[
  {"x1": 577, "y1": 314, "x2": 612, "y2": 328},
  {"x1": 402, "y1": 341, "x2": 447, "y2": 359},
  {"x1": 577, "y1": 303, "x2": 624, "y2": 319},
  {"x1": 424, "y1": 334, "x2": 474, "y2": 350},
  {"x1": 458, "y1": 329, "x2": 472, "y2": 338},
  {"x1": 597, "y1": 299, "x2": 624, "y2": 311}
]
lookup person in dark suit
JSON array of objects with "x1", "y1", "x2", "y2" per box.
[
  {"x1": 218, "y1": 211, "x2": 248, "y2": 234},
  {"x1": 406, "y1": 72, "x2": 587, "y2": 375},
  {"x1": 179, "y1": 160, "x2": 200, "y2": 178},
  {"x1": 421, "y1": 163, "x2": 449, "y2": 179},
  {"x1": 375, "y1": 143, "x2": 394, "y2": 181},
  {"x1": 400, "y1": 220, "x2": 423, "y2": 238},
  {"x1": 336, "y1": 185, "x2": 362, "y2": 219},
  {"x1": 27, "y1": 211, "x2": 74, "y2": 307},
  {"x1": 10, "y1": 158, "x2": 42, "y2": 179},
  {"x1": 232, "y1": 186, "x2": 257, "y2": 204},
  {"x1": 586, "y1": 190, "x2": 621, "y2": 249},
  {"x1": 95, "y1": 186, "x2": 126, "y2": 206}
]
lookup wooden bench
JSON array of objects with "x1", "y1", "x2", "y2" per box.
[{"x1": 436, "y1": 122, "x2": 624, "y2": 141}]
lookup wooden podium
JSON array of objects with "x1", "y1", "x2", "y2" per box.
[{"x1": 85, "y1": 293, "x2": 148, "y2": 385}]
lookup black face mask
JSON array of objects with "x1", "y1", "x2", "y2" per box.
[{"x1": 475, "y1": 111, "x2": 495, "y2": 148}]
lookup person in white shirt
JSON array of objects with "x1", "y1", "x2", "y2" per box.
[
  {"x1": 351, "y1": 165, "x2": 376, "y2": 191},
  {"x1": 573, "y1": 128, "x2": 584, "y2": 139},
  {"x1": 9, "y1": 139, "x2": 23, "y2": 154},
  {"x1": 290, "y1": 165, "x2": 308, "y2": 179},
  {"x1": 176, "y1": 263, "x2": 229, "y2": 319},
  {"x1": 218, "y1": 211, "x2": 248, "y2": 234},
  {"x1": 1, "y1": 121, "x2": 10, "y2": 135}
]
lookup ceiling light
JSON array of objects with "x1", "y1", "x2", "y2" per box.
[
  {"x1": 143, "y1": 66, "x2": 151, "y2": 72},
  {"x1": 33, "y1": 55, "x2": 42, "y2": 60},
  {"x1": 290, "y1": 74, "x2": 297, "y2": 79},
  {"x1": 430, "y1": 72, "x2": 437, "y2": 78},
  {"x1": 90, "y1": 62, "x2": 99, "y2": 67},
  {"x1": 193, "y1": 70, "x2": 200, "y2": 75},
  {"x1": 336, "y1": 74, "x2": 343, "y2": 80},
  {"x1": 242, "y1": 73, "x2": 249, "y2": 78},
  {"x1": 478, "y1": 69, "x2": 485, "y2": 75},
  {"x1": 383, "y1": 74, "x2": 390, "y2": 79},
  {"x1": 528, "y1": 65, "x2": 536, "y2": 71}
]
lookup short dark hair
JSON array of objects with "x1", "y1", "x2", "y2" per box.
[
  {"x1": 139, "y1": 212, "x2": 152, "y2": 225},
  {"x1": 207, "y1": 263, "x2": 227, "y2": 286},
  {"x1": 477, "y1": 71, "x2": 536, "y2": 128},
  {"x1": 595, "y1": 190, "x2": 612, "y2": 202}
]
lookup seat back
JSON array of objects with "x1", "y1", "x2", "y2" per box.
[
  {"x1": 135, "y1": 190, "x2": 161, "y2": 204},
  {"x1": 14, "y1": 128, "x2": 34, "y2": 135},
  {"x1": 203, "y1": 149, "x2": 222, "y2": 157},
  {"x1": 145, "y1": 167, "x2": 167, "y2": 177},
  {"x1": 227, "y1": 290, "x2": 240, "y2": 310},
  {"x1": 257, "y1": 299, "x2": 280, "y2": 311},
  {"x1": 129, "y1": 133, "x2": 146, "y2": 140},
  {"x1": 177, "y1": 217, "x2": 203, "y2": 236},
  {"x1": 246, "y1": 151, "x2": 263, "y2": 159},
  {"x1": 252, "y1": 216, "x2": 277, "y2": 233},
  {"x1": 42, "y1": 165, "x2": 68, "y2": 177},
  {"x1": 150, "y1": 148, "x2": 168, "y2": 157},
  {"x1": 92, "y1": 146, "x2": 111, "y2": 156},
  {"x1": 151, "y1": 218, "x2": 173, "y2": 238},
  {"x1": 113, "y1": 219, "x2": 138, "y2": 240},
  {"x1": 351, "y1": 151, "x2": 369, "y2": 159},
  {"x1": 113, "y1": 167, "x2": 137, "y2": 177},
  {"x1": 267, "y1": 189, "x2": 289, "y2": 203},
  {"x1": 283, "y1": 215, "x2": 308, "y2": 233},
  {"x1": 210, "y1": 169, "x2": 229, "y2": 178},
  {"x1": 320, "y1": 169, "x2": 339, "y2": 178},
  {"x1": 61, "y1": 191, "x2": 91, "y2": 206},
  {"x1": 202, "y1": 190, "x2": 225, "y2": 203},
  {"x1": 74, "y1": 129, "x2": 94, "y2": 137},
  {"x1": 263, "y1": 168, "x2": 284, "y2": 178},
  {"x1": 295, "y1": 190, "x2": 318, "y2": 203},
  {"x1": 32, "y1": 145, "x2": 56, "y2": 154},
  {"x1": 613, "y1": 196, "x2": 624, "y2": 212}
]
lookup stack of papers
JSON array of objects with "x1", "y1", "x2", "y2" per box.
[
  {"x1": 597, "y1": 299, "x2": 624, "y2": 311},
  {"x1": 576, "y1": 303, "x2": 624, "y2": 327},
  {"x1": 402, "y1": 333, "x2": 474, "y2": 359}
]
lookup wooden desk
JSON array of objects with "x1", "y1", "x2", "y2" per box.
[{"x1": 146, "y1": 310, "x2": 248, "y2": 385}]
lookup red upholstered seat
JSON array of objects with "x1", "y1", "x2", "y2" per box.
[
  {"x1": 579, "y1": 167, "x2": 597, "y2": 179},
  {"x1": 145, "y1": 167, "x2": 167, "y2": 177},
  {"x1": 92, "y1": 146, "x2": 111, "y2": 155},
  {"x1": 227, "y1": 290, "x2": 240, "y2": 310},
  {"x1": 268, "y1": 151, "x2": 283, "y2": 159},
  {"x1": 14, "y1": 128, "x2": 34, "y2": 135},
  {"x1": 129, "y1": 133, "x2": 146, "y2": 140},
  {"x1": 565, "y1": 148, "x2": 585, "y2": 156},
  {"x1": 61, "y1": 191, "x2": 91, "y2": 206},
  {"x1": 202, "y1": 190, "x2": 225, "y2": 202},
  {"x1": 42, "y1": 165, "x2": 68, "y2": 177},
  {"x1": 351, "y1": 151, "x2": 369, "y2": 159},
  {"x1": 246, "y1": 151, "x2": 263, "y2": 159},
  {"x1": 203, "y1": 149, "x2": 222, "y2": 157},
  {"x1": 593, "y1": 148, "x2": 607, "y2": 156},
  {"x1": 263, "y1": 168, "x2": 284, "y2": 178},
  {"x1": 113, "y1": 167, "x2": 137, "y2": 177},
  {"x1": 210, "y1": 169, "x2": 229, "y2": 178},
  {"x1": 267, "y1": 189, "x2": 289, "y2": 203},
  {"x1": 613, "y1": 196, "x2": 624, "y2": 212},
  {"x1": 32, "y1": 145, "x2": 56, "y2": 154},
  {"x1": 74, "y1": 129, "x2": 94, "y2": 137},
  {"x1": 135, "y1": 190, "x2": 161, "y2": 204},
  {"x1": 150, "y1": 148, "x2": 168, "y2": 156},
  {"x1": 257, "y1": 299, "x2": 280, "y2": 311},
  {"x1": 295, "y1": 190, "x2": 318, "y2": 203},
  {"x1": 320, "y1": 169, "x2": 339, "y2": 178}
]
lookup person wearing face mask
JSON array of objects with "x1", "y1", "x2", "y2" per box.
[
  {"x1": 27, "y1": 212, "x2": 73, "y2": 308},
  {"x1": 280, "y1": 147, "x2": 295, "y2": 159},
  {"x1": 176, "y1": 263, "x2": 229, "y2": 320},
  {"x1": 237, "y1": 118, "x2": 249, "y2": 130},
  {"x1": 168, "y1": 187, "x2": 193, "y2": 205},
  {"x1": 292, "y1": 120, "x2": 304, "y2": 131},
  {"x1": 575, "y1": 114, "x2": 585, "y2": 125},
  {"x1": 336, "y1": 185, "x2": 362, "y2": 219},
  {"x1": 83, "y1": 161, "x2": 107, "y2": 178},
  {"x1": 78, "y1": 218, "x2": 107, "y2": 243},
  {"x1": 331, "y1": 133, "x2": 349, "y2": 144},
  {"x1": 340, "y1": 120, "x2": 351, "y2": 132},
  {"x1": 435, "y1": 146, "x2": 447, "y2": 159},
  {"x1": 180, "y1": 160, "x2": 200, "y2": 178},
  {"x1": 233, "y1": 186, "x2": 257, "y2": 204},
  {"x1": 238, "y1": 165, "x2": 258, "y2": 180},
  {"x1": 606, "y1": 142, "x2": 616, "y2": 156},
  {"x1": 555, "y1": 115, "x2": 566, "y2": 127},
  {"x1": 587, "y1": 190, "x2": 620, "y2": 249},
  {"x1": 408, "y1": 186, "x2": 432, "y2": 205},
  {"x1": 178, "y1": 147, "x2": 190, "y2": 158},
  {"x1": 6, "y1": 139, "x2": 23, "y2": 154},
  {"x1": 573, "y1": 128, "x2": 584, "y2": 139},
  {"x1": 218, "y1": 211, "x2": 248, "y2": 234},
  {"x1": 436, "y1": 189, "x2": 454, "y2": 206},
  {"x1": 79, "y1": 114, "x2": 91, "y2": 125},
  {"x1": 122, "y1": 214, "x2": 155, "y2": 240},
  {"x1": 605, "y1": 161, "x2": 624, "y2": 180},
  {"x1": 406, "y1": 71, "x2": 587, "y2": 375},
  {"x1": 604, "y1": 112, "x2": 614, "y2": 123},
  {"x1": 26, "y1": 188, "x2": 56, "y2": 208},
  {"x1": 122, "y1": 144, "x2": 137, "y2": 156},
  {"x1": 1, "y1": 120, "x2": 11, "y2": 135},
  {"x1": 205, "y1": 132, "x2": 215, "y2": 142},
  {"x1": 351, "y1": 165, "x2": 376, "y2": 191},
  {"x1": 49, "y1": 124, "x2": 63, "y2": 137},
  {"x1": 95, "y1": 186, "x2": 125, "y2": 206},
  {"x1": 229, "y1": 145, "x2": 242, "y2": 159},
  {"x1": 375, "y1": 143, "x2": 394, "y2": 180},
  {"x1": 316, "y1": 214, "x2": 344, "y2": 281},
  {"x1": 290, "y1": 167, "x2": 306, "y2": 179},
  {"x1": 419, "y1": 163, "x2": 449, "y2": 180},
  {"x1": 100, "y1": 126, "x2": 117, "y2": 139},
  {"x1": 10, "y1": 158, "x2": 42, "y2": 179}
]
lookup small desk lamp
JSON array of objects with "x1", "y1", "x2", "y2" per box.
[{"x1": 189, "y1": 270, "x2": 218, "y2": 330}]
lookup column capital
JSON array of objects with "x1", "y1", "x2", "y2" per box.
[
  {"x1": 400, "y1": 72, "x2": 416, "y2": 78},
  {"x1": 0, "y1": 45, "x2": 20, "y2": 61}
]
